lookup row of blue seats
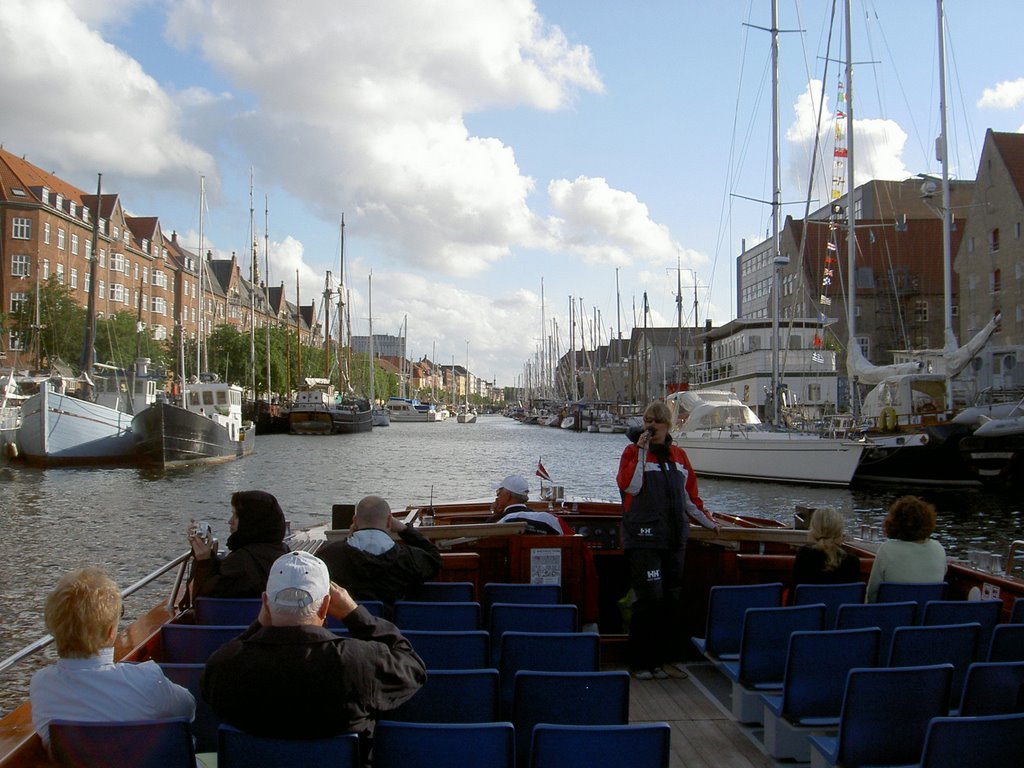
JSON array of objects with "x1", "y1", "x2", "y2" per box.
[
  {"x1": 161, "y1": 631, "x2": 602, "y2": 753},
  {"x1": 48, "y1": 718, "x2": 672, "y2": 768},
  {"x1": 193, "y1": 582, "x2": 563, "y2": 624}
]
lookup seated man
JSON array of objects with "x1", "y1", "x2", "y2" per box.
[
  {"x1": 316, "y1": 495, "x2": 442, "y2": 613},
  {"x1": 201, "y1": 550, "x2": 424, "y2": 744},
  {"x1": 30, "y1": 568, "x2": 196, "y2": 752},
  {"x1": 486, "y1": 474, "x2": 567, "y2": 534}
]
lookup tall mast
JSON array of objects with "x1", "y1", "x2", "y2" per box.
[
  {"x1": 936, "y1": 0, "x2": 955, "y2": 407},
  {"x1": 844, "y1": 0, "x2": 858, "y2": 418},
  {"x1": 368, "y1": 272, "x2": 375, "y2": 404},
  {"x1": 323, "y1": 272, "x2": 332, "y2": 379},
  {"x1": 539, "y1": 277, "x2": 546, "y2": 399},
  {"x1": 80, "y1": 173, "x2": 102, "y2": 396},
  {"x1": 769, "y1": 0, "x2": 783, "y2": 426},
  {"x1": 197, "y1": 175, "x2": 206, "y2": 376},
  {"x1": 264, "y1": 195, "x2": 271, "y2": 400},
  {"x1": 338, "y1": 214, "x2": 347, "y2": 391},
  {"x1": 295, "y1": 270, "x2": 302, "y2": 384},
  {"x1": 249, "y1": 167, "x2": 257, "y2": 397}
]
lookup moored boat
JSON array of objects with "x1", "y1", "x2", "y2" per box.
[
  {"x1": 387, "y1": 396, "x2": 439, "y2": 422},
  {"x1": 667, "y1": 390, "x2": 866, "y2": 486},
  {"x1": 132, "y1": 376, "x2": 254, "y2": 467}
]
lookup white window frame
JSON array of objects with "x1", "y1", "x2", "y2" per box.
[
  {"x1": 57, "y1": 228, "x2": 66, "y2": 250},
  {"x1": 70, "y1": 268, "x2": 78, "y2": 289},
  {"x1": 12, "y1": 217, "x2": 31, "y2": 239},
  {"x1": 11, "y1": 254, "x2": 30, "y2": 277},
  {"x1": 10, "y1": 292, "x2": 28, "y2": 314}
]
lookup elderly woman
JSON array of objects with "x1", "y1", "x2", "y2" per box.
[
  {"x1": 188, "y1": 490, "x2": 289, "y2": 599},
  {"x1": 791, "y1": 507, "x2": 861, "y2": 588},
  {"x1": 30, "y1": 568, "x2": 195, "y2": 751},
  {"x1": 866, "y1": 495, "x2": 947, "y2": 602}
]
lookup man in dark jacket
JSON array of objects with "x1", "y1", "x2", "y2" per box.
[
  {"x1": 316, "y1": 495, "x2": 442, "y2": 615},
  {"x1": 201, "y1": 550, "x2": 425, "y2": 744}
]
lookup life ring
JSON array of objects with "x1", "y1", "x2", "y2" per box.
[{"x1": 880, "y1": 406, "x2": 898, "y2": 432}]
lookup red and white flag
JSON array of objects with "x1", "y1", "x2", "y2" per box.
[{"x1": 536, "y1": 459, "x2": 552, "y2": 482}]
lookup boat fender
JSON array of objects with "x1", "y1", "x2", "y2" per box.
[
  {"x1": 3, "y1": 442, "x2": 16, "y2": 459},
  {"x1": 880, "y1": 406, "x2": 898, "y2": 432}
]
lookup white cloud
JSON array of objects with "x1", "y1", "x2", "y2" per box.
[
  {"x1": 547, "y1": 176, "x2": 705, "y2": 269},
  {"x1": 0, "y1": 0, "x2": 215, "y2": 189},
  {"x1": 153, "y1": 0, "x2": 606, "y2": 278},
  {"x1": 786, "y1": 80, "x2": 910, "y2": 206},
  {"x1": 977, "y1": 77, "x2": 1024, "y2": 110}
]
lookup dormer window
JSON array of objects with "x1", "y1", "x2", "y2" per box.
[
  {"x1": 55, "y1": 193, "x2": 63, "y2": 210},
  {"x1": 69, "y1": 201, "x2": 77, "y2": 217},
  {"x1": 100, "y1": 218, "x2": 107, "y2": 235},
  {"x1": 142, "y1": 238, "x2": 149, "y2": 253},
  {"x1": 82, "y1": 206, "x2": 90, "y2": 223},
  {"x1": 123, "y1": 230, "x2": 129, "y2": 246}
]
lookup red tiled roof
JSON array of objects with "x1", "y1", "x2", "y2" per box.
[{"x1": 989, "y1": 130, "x2": 1024, "y2": 202}]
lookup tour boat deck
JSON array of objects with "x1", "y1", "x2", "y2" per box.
[{"x1": 626, "y1": 662, "x2": 777, "y2": 768}]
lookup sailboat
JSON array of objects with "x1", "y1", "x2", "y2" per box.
[
  {"x1": 456, "y1": 341, "x2": 477, "y2": 423},
  {"x1": 667, "y1": 0, "x2": 866, "y2": 486},
  {"x1": 17, "y1": 175, "x2": 158, "y2": 466},
  {"x1": 840, "y1": 0, "x2": 1020, "y2": 485},
  {"x1": 132, "y1": 177, "x2": 255, "y2": 467}
]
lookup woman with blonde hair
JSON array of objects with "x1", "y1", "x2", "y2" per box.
[
  {"x1": 30, "y1": 568, "x2": 195, "y2": 752},
  {"x1": 791, "y1": 507, "x2": 860, "y2": 587}
]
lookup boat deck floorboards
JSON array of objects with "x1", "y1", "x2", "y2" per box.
[{"x1": 624, "y1": 661, "x2": 782, "y2": 768}]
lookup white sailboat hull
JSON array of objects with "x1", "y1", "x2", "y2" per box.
[
  {"x1": 17, "y1": 383, "x2": 138, "y2": 465},
  {"x1": 675, "y1": 430, "x2": 866, "y2": 486}
]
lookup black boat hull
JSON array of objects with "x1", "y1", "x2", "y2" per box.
[{"x1": 132, "y1": 404, "x2": 254, "y2": 467}]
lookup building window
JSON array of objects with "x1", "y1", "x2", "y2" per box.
[
  {"x1": 56, "y1": 264, "x2": 65, "y2": 284},
  {"x1": 152, "y1": 296, "x2": 167, "y2": 316},
  {"x1": 110, "y1": 284, "x2": 124, "y2": 303},
  {"x1": 991, "y1": 269, "x2": 1002, "y2": 294},
  {"x1": 1016, "y1": 222, "x2": 1022, "y2": 240},
  {"x1": 98, "y1": 249, "x2": 105, "y2": 267},
  {"x1": 123, "y1": 230, "x2": 130, "y2": 246},
  {"x1": 71, "y1": 233, "x2": 79, "y2": 255},
  {"x1": 11, "y1": 292, "x2": 28, "y2": 314},
  {"x1": 856, "y1": 336, "x2": 870, "y2": 358},
  {"x1": 43, "y1": 259, "x2": 50, "y2": 279},
  {"x1": 967, "y1": 236, "x2": 975, "y2": 253},
  {"x1": 85, "y1": 239, "x2": 92, "y2": 260},
  {"x1": 44, "y1": 222, "x2": 51, "y2": 244},
  {"x1": 807, "y1": 383, "x2": 821, "y2": 401},
  {"x1": 57, "y1": 228, "x2": 66, "y2": 250},
  {"x1": 914, "y1": 300, "x2": 929, "y2": 322},
  {"x1": 142, "y1": 238, "x2": 149, "y2": 253},
  {"x1": 85, "y1": 273, "x2": 91, "y2": 293},
  {"x1": 11, "y1": 254, "x2": 30, "y2": 277},
  {"x1": 69, "y1": 201, "x2": 76, "y2": 217},
  {"x1": 99, "y1": 280, "x2": 105, "y2": 299},
  {"x1": 990, "y1": 228, "x2": 1000, "y2": 252},
  {"x1": 110, "y1": 252, "x2": 125, "y2": 273},
  {"x1": 112, "y1": 225, "x2": 118, "y2": 240},
  {"x1": 12, "y1": 217, "x2": 31, "y2": 239},
  {"x1": 9, "y1": 332, "x2": 23, "y2": 351},
  {"x1": 70, "y1": 268, "x2": 78, "y2": 288}
]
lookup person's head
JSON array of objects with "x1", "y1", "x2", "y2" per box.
[
  {"x1": 263, "y1": 551, "x2": 331, "y2": 626},
  {"x1": 494, "y1": 474, "x2": 529, "y2": 512},
  {"x1": 808, "y1": 507, "x2": 847, "y2": 569},
  {"x1": 227, "y1": 490, "x2": 286, "y2": 549},
  {"x1": 45, "y1": 568, "x2": 122, "y2": 658},
  {"x1": 353, "y1": 495, "x2": 392, "y2": 531},
  {"x1": 642, "y1": 401, "x2": 672, "y2": 442},
  {"x1": 883, "y1": 495, "x2": 937, "y2": 541}
]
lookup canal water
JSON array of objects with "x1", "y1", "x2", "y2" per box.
[{"x1": 1, "y1": 414, "x2": 1021, "y2": 715}]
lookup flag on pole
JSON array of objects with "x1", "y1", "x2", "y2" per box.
[{"x1": 536, "y1": 460, "x2": 552, "y2": 482}]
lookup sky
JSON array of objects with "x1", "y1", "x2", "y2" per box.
[{"x1": 2, "y1": 0, "x2": 1022, "y2": 388}]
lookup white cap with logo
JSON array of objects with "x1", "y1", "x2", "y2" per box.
[
  {"x1": 265, "y1": 550, "x2": 330, "y2": 608},
  {"x1": 494, "y1": 474, "x2": 530, "y2": 496}
]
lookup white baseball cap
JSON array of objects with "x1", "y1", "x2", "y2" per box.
[
  {"x1": 265, "y1": 551, "x2": 330, "y2": 608},
  {"x1": 494, "y1": 474, "x2": 530, "y2": 496}
]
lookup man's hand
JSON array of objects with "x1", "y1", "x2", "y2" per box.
[
  {"x1": 326, "y1": 582, "x2": 358, "y2": 621},
  {"x1": 389, "y1": 515, "x2": 407, "y2": 534}
]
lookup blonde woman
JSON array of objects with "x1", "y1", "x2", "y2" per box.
[
  {"x1": 30, "y1": 568, "x2": 195, "y2": 752},
  {"x1": 791, "y1": 508, "x2": 860, "y2": 587}
]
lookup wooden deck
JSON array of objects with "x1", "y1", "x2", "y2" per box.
[{"x1": 625, "y1": 661, "x2": 780, "y2": 768}]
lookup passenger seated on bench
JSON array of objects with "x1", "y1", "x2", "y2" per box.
[
  {"x1": 201, "y1": 551, "x2": 425, "y2": 743},
  {"x1": 30, "y1": 568, "x2": 196, "y2": 752},
  {"x1": 866, "y1": 495, "x2": 947, "y2": 602},
  {"x1": 486, "y1": 474, "x2": 568, "y2": 535},
  {"x1": 317, "y1": 495, "x2": 442, "y2": 615},
  {"x1": 187, "y1": 489, "x2": 289, "y2": 599},
  {"x1": 791, "y1": 508, "x2": 860, "y2": 587}
]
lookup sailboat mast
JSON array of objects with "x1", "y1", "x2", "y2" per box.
[
  {"x1": 323, "y1": 272, "x2": 332, "y2": 379},
  {"x1": 936, "y1": 0, "x2": 956, "y2": 408},
  {"x1": 264, "y1": 195, "x2": 271, "y2": 400},
  {"x1": 80, "y1": 173, "x2": 101, "y2": 394},
  {"x1": 769, "y1": 0, "x2": 784, "y2": 426},
  {"x1": 197, "y1": 175, "x2": 206, "y2": 376},
  {"x1": 539, "y1": 278, "x2": 546, "y2": 399},
  {"x1": 368, "y1": 273, "x2": 375, "y2": 405},
  {"x1": 844, "y1": 0, "x2": 858, "y2": 418},
  {"x1": 295, "y1": 270, "x2": 302, "y2": 383},
  {"x1": 249, "y1": 168, "x2": 257, "y2": 397}
]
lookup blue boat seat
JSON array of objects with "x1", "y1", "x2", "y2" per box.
[
  {"x1": 691, "y1": 582, "x2": 784, "y2": 664},
  {"x1": 530, "y1": 723, "x2": 671, "y2": 768},
  {"x1": 914, "y1": 712, "x2": 1024, "y2": 767},
  {"x1": 401, "y1": 629, "x2": 489, "y2": 669},
  {"x1": 373, "y1": 721, "x2": 515, "y2": 768},
  {"x1": 807, "y1": 664, "x2": 952, "y2": 768},
  {"x1": 218, "y1": 724, "x2": 360, "y2": 768},
  {"x1": 761, "y1": 627, "x2": 881, "y2": 761},
  {"x1": 405, "y1": 581, "x2": 475, "y2": 602},
  {"x1": 955, "y1": 660, "x2": 1024, "y2": 716},
  {"x1": 488, "y1": 603, "x2": 577, "y2": 666},
  {"x1": 385, "y1": 669, "x2": 499, "y2": 723},
  {"x1": 49, "y1": 717, "x2": 195, "y2": 768},
  {"x1": 720, "y1": 603, "x2": 827, "y2": 723},
  {"x1": 875, "y1": 581, "x2": 947, "y2": 618},
  {"x1": 158, "y1": 624, "x2": 245, "y2": 663},
  {"x1": 834, "y1": 600, "x2": 916, "y2": 663},
  {"x1": 497, "y1": 631, "x2": 600, "y2": 718},
  {"x1": 791, "y1": 582, "x2": 866, "y2": 628},
  {"x1": 921, "y1": 599, "x2": 1002, "y2": 659},
  {"x1": 887, "y1": 622, "x2": 980, "y2": 707},
  {"x1": 988, "y1": 623, "x2": 1024, "y2": 662},
  {"x1": 392, "y1": 600, "x2": 480, "y2": 630}
]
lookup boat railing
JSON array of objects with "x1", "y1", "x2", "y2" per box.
[
  {"x1": 0, "y1": 551, "x2": 192, "y2": 677},
  {"x1": 1007, "y1": 540, "x2": 1024, "y2": 576}
]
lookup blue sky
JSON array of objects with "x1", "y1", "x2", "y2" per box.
[{"x1": 2, "y1": 0, "x2": 1022, "y2": 387}]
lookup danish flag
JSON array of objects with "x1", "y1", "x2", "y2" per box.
[{"x1": 536, "y1": 459, "x2": 552, "y2": 482}]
